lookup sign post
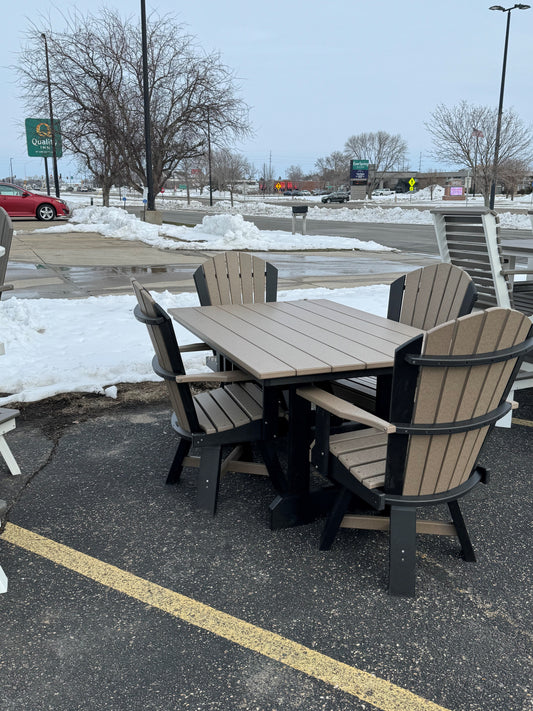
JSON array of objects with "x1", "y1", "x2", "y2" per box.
[
  {"x1": 25, "y1": 118, "x2": 62, "y2": 196},
  {"x1": 25, "y1": 118, "x2": 62, "y2": 158},
  {"x1": 350, "y1": 159, "x2": 369, "y2": 200}
]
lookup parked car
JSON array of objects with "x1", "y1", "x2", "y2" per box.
[
  {"x1": 0, "y1": 182, "x2": 70, "y2": 221},
  {"x1": 321, "y1": 190, "x2": 350, "y2": 203},
  {"x1": 372, "y1": 188, "x2": 394, "y2": 196}
]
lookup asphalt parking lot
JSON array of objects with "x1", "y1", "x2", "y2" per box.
[
  {"x1": 1, "y1": 222, "x2": 532, "y2": 710},
  {"x1": 1, "y1": 386, "x2": 532, "y2": 711}
]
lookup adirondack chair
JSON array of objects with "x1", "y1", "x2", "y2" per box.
[
  {"x1": 132, "y1": 279, "x2": 284, "y2": 515},
  {"x1": 332, "y1": 263, "x2": 477, "y2": 412},
  {"x1": 432, "y1": 206, "x2": 533, "y2": 312},
  {"x1": 297, "y1": 307, "x2": 533, "y2": 595},
  {"x1": 194, "y1": 252, "x2": 278, "y2": 306},
  {"x1": 432, "y1": 207, "x2": 533, "y2": 396},
  {"x1": 0, "y1": 207, "x2": 14, "y2": 299}
]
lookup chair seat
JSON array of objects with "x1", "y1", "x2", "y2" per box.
[
  {"x1": 329, "y1": 428, "x2": 387, "y2": 489},
  {"x1": 0, "y1": 408, "x2": 19, "y2": 425},
  {"x1": 194, "y1": 382, "x2": 263, "y2": 434},
  {"x1": 330, "y1": 377, "x2": 377, "y2": 413}
]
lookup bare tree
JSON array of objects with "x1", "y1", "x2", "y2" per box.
[
  {"x1": 18, "y1": 9, "x2": 251, "y2": 205},
  {"x1": 260, "y1": 161, "x2": 276, "y2": 195},
  {"x1": 344, "y1": 131, "x2": 408, "y2": 198},
  {"x1": 425, "y1": 101, "x2": 533, "y2": 206},
  {"x1": 286, "y1": 165, "x2": 304, "y2": 185},
  {"x1": 211, "y1": 149, "x2": 252, "y2": 206},
  {"x1": 498, "y1": 158, "x2": 531, "y2": 200},
  {"x1": 315, "y1": 151, "x2": 348, "y2": 189}
]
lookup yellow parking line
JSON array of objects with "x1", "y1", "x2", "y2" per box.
[
  {"x1": 511, "y1": 417, "x2": 533, "y2": 428},
  {"x1": 2, "y1": 523, "x2": 450, "y2": 711}
]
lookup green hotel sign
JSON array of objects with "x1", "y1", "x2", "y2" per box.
[
  {"x1": 25, "y1": 118, "x2": 63, "y2": 158},
  {"x1": 351, "y1": 160, "x2": 369, "y2": 171}
]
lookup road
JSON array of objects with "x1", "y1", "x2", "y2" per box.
[{"x1": 156, "y1": 207, "x2": 533, "y2": 255}]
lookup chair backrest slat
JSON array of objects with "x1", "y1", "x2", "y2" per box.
[
  {"x1": 0, "y1": 207, "x2": 13, "y2": 292},
  {"x1": 393, "y1": 263, "x2": 475, "y2": 330},
  {"x1": 388, "y1": 308, "x2": 532, "y2": 497},
  {"x1": 194, "y1": 252, "x2": 278, "y2": 306},
  {"x1": 132, "y1": 280, "x2": 199, "y2": 433}
]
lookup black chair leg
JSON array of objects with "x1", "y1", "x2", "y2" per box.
[
  {"x1": 197, "y1": 446, "x2": 223, "y2": 515},
  {"x1": 448, "y1": 500, "x2": 476, "y2": 562},
  {"x1": 166, "y1": 439, "x2": 191, "y2": 485},
  {"x1": 319, "y1": 487, "x2": 353, "y2": 551},
  {"x1": 389, "y1": 505, "x2": 417, "y2": 596}
]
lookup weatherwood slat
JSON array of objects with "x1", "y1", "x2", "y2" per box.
[
  {"x1": 194, "y1": 252, "x2": 277, "y2": 306},
  {"x1": 271, "y1": 302, "x2": 415, "y2": 365},
  {"x1": 340, "y1": 515, "x2": 457, "y2": 536},
  {"x1": 403, "y1": 308, "x2": 528, "y2": 496},
  {"x1": 217, "y1": 303, "x2": 367, "y2": 370},
  {"x1": 169, "y1": 300, "x2": 422, "y2": 383}
]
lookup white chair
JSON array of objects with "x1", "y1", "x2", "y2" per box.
[
  {"x1": 0, "y1": 499, "x2": 7, "y2": 593},
  {"x1": 0, "y1": 408, "x2": 21, "y2": 476}
]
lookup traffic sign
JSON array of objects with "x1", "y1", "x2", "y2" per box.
[
  {"x1": 25, "y1": 118, "x2": 62, "y2": 158},
  {"x1": 275, "y1": 182, "x2": 281, "y2": 190},
  {"x1": 409, "y1": 177, "x2": 416, "y2": 187}
]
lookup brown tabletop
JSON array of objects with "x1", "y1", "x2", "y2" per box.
[{"x1": 169, "y1": 299, "x2": 422, "y2": 386}]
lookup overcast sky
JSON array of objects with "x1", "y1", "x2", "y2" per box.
[{"x1": 1, "y1": 0, "x2": 532, "y2": 182}]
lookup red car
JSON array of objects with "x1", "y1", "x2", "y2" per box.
[{"x1": 0, "y1": 182, "x2": 70, "y2": 221}]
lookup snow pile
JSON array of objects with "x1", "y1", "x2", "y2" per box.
[
  {"x1": 410, "y1": 185, "x2": 445, "y2": 200},
  {"x1": 0, "y1": 285, "x2": 390, "y2": 405},
  {"x1": 35, "y1": 208, "x2": 395, "y2": 252}
]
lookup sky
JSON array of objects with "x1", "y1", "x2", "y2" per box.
[{"x1": 1, "y1": 0, "x2": 532, "y2": 182}]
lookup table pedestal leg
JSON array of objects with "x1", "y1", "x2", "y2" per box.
[{"x1": 269, "y1": 387, "x2": 337, "y2": 529}]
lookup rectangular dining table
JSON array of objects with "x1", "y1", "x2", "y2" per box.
[{"x1": 169, "y1": 299, "x2": 422, "y2": 528}]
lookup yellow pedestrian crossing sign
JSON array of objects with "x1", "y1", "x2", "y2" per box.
[{"x1": 409, "y1": 177, "x2": 416, "y2": 192}]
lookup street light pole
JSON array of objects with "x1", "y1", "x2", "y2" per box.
[
  {"x1": 488, "y1": 4, "x2": 530, "y2": 210},
  {"x1": 471, "y1": 129, "x2": 483, "y2": 198},
  {"x1": 207, "y1": 108, "x2": 213, "y2": 207},
  {"x1": 140, "y1": 0, "x2": 155, "y2": 212},
  {"x1": 41, "y1": 33, "x2": 60, "y2": 199}
]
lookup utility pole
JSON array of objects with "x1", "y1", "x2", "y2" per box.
[{"x1": 42, "y1": 33, "x2": 60, "y2": 198}]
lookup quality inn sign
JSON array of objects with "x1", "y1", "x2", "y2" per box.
[{"x1": 25, "y1": 118, "x2": 63, "y2": 158}]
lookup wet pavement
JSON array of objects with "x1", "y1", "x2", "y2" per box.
[{"x1": 6, "y1": 219, "x2": 438, "y2": 299}]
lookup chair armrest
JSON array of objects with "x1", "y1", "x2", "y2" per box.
[
  {"x1": 175, "y1": 370, "x2": 250, "y2": 384},
  {"x1": 297, "y1": 385, "x2": 396, "y2": 434},
  {"x1": 501, "y1": 269, "x2": 533, "y2": 276},
  {"x1": 178, "y1": 342, "x2": 210, "y2": 353}
]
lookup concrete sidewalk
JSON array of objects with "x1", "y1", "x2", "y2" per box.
[{"x1": 7, "y1": 218, "x2": 438, "y2": 298}]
